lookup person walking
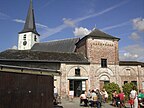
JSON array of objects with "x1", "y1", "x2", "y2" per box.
[
  {"x1": 130, "y1": 86, "x2": 138, "y2": 108},
  {"x1": 96, "y1": 89, "x2": 102, "y2": 108},
  {"x1": 87, "y1": 89, "x2": 92, "y2": 100},
  {"x1": 69, "y1": 90, "x2": 74, "y2": 102},
  {"x1": 118, "y1": 90, "x2": 125, "y2": 107},
  {"x1": 138, "y1": 89, "x2": 144, "y2": 108},
  {"x1": 102, "y1": 88, "x2": 108, "y2": 103},
  {"x1": 80, "y1": 91, "x2": 88, "y2": 106},
  {"x1": 112, "y1": 90, "x2": 117, "y2": 107},
  {"x1": 89, "y1": 89, "x2": 97, "y2": 107},
  {"x1": 54, "y1": 86, "x2": 58, "y2": 105}
]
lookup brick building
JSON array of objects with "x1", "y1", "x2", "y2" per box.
[{"x1": 0, "y1": 0, "x2": 144, "y2": 98}]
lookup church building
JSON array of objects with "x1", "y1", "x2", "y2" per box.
[{"x1": 0, "y1": 0, "x2": 144, "y2": 98}]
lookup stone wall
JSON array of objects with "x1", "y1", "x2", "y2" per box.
[
  {"x1": 57, "y1": 62, "x2": 144, "y2": 98},
  {"x1": 118, "y1": 65, "x2": 144, "y2": 89}
]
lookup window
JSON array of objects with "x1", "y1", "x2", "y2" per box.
[
  {"x1": 75, "y1": 67, "x2": 80, "y2": 76},
  {"x1": 34, "y1": 35, "x2": 37, "y2": 42},
  {"x1": 131, "y1": 81, "x2": 137, "y2": 86},
  {"x1": 104, "y1": 81, "x2": 110, "y2": 85},
  {"x1": 23, "y1": 34, "x2": 26, "y2": 40},
  {"x1": 101, "y1": 59, "x2": 107, "y2": 68},
  {"x1": 124, "y1": 81, "x2": 128, "y2": 84}
]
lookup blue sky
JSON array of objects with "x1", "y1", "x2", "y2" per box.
[{"x1": 0, "y1": 0, "x2": 144, "y2": 61}]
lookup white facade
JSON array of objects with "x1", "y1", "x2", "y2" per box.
[{"x1": 18, "y1": 32, "x2": 39, "y2": 50}]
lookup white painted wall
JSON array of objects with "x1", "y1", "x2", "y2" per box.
[{"x1": 18, "y1": 32, "x2": 39, "y2": 50}]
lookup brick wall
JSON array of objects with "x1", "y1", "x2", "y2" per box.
[{"x1": 86, "y1": 38, "x2": 119, "y2": 64}]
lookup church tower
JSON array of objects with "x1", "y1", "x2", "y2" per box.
[{"x1": 18, "y1": 0, "x2": 40, "y2": 50}]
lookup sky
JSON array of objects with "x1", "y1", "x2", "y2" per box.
[{"x1": 0, "y1": 0, "x2": 144, "y2": 62}]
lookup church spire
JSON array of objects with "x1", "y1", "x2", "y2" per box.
[
  {"x1": 19, "y1": 0, "x2": 39, "y2": 36},
  {"x1": 18, "y1": 0, "x2": 40, "y2": 50}
]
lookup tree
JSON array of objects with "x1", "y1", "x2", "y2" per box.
[
  {"x1": 122, "y1": 82, "x2": 136, "y2": 100},
  {"x1": 103, "y1": 82, "x2": 120, "y2": 100}
]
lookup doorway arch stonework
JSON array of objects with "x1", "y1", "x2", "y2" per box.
[
  {"x1": 94, "y1": 68, "x2": 115, "y2": 89},
  {"x1": 66, "y1": 66, "x2": 89, "y2": 97}
]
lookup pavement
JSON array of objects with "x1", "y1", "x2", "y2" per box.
[{"x1": 57, "y1": 98, "x2": 131, "y2": 108}]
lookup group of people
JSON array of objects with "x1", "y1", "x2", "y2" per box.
[
  {"x1": 79, "y1": 88, "x2": 108, "y2": 107},
  {"x1": 111, "y1": 86, "x2": 144, "y2": 108},
  {"x1": 79, "y1": 86, "x2": 144, "y2": 108},
  {"x1": 54, "y1": 85, "x2": 144, "y2": 108},
  {"x1": 112, "y1": 90, "x2": 125, "y2": 107}
]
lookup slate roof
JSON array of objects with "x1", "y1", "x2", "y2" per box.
[
  {"x1": 76, "y1": 29, "x2": 120, "y2": 45},
  {"x1": 19, "y1": 0, "x2": 39, "y2": 36},
  {"x1": 0, "y1": 50, "x2": 89, "y2": 63},
  {"x1": 119, "y1": 61, "x2": 144, "y2": 67},
  {"x1": 87, "y1": 29, "x2": 120, "y2": 40},
  {"x1": 31, "y1": 38, "x2": 79, "y2": 53}
]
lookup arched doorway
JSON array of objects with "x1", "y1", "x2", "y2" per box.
[
  {"x1": 96, "y1": 68, "x2": 114, "y2": 90},
  {"x1": 99, "y1": 75, "x2": 110, "y2": 90},
  {"x1": 67, "y1": 66, "x2": 89, "y2": 97}
]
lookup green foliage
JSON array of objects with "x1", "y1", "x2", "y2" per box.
[
  {"x1": 122, "y1": 82, "x2": 136, "y2": 100},
  {"x1": 103, "y1": 82, "x2": 120, "y2": 100}
]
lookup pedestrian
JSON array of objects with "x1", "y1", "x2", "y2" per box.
[
  {"x1": 54, "y1": 86, "x2": 58, "y2": 105},
  {"x1": 118, "y1": 90, "x2": 125, "y2": 107},
  {"x1": 89, "y1": 89, "x2": 97, "y2": 107},
  {"x1": 80, "y1": 91, "x2": 88, "y2": 106},
  {"x1": 130, "y1": 86, "x2": 138, "y2": 108},
  {"x1": 102, "y1": 88, "x2": 108, "y2": 103},
  {"x1": 87, "y1": 89, "x2": 92, "y2": 100},
  {"x1": 69, "y1": 90, "x2": 74, "y2": 102},
  {"x1": 96, "y1": 89, "x2": 102, "y2": 108},
  {"x1": 112, "y1": 90, "x2": 117, "y2": 106},
  {"x1": 138, "y1": 89, "x2": 144, "y2": 108}
]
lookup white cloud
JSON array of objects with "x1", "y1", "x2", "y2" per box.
[
  {"x1": 123, "y1": 52, "x2": 138, "y2": 59},
  {"x1": 63, "y1": 18, "x2": 75, "y2": 27},
  {"x1": 40, "y1": 0, "x2": 56, "y2": 9},
  {"x1": 73, "y1": 0, "x2": 129, "y2": 23},
  {"x1": 0, "y1": 12, "x2": 10, "y2": 19},
  {"x1": 129, "y1": 32, "x2": 140, "y2": 40},
  {"x1": 120, "y1": 44, "x2": 144, "y2": 61},
  {"x1": 13, "y1": 19, "x2": 48, "y2": 29},
  {"x1": 13, "y1": 19, "x2": 25, "y2": 23},
  {"x1": 73, "y1": 27, "x2": 91, "y2": 37},
  {"x1": 40, "y1": 24, "x2": 68, "y2": 39},
  {"x1": 11, "y1": 45, "x2": 17, "y2": 50},
  {"x1": 101, "y1": 21, "x2": 130, "y2": 31},
  {"x1": 132, "y1": 18, "x2": 144, "y2": 31},
  {"x1": 36, "y1": 23, "x2": 49, "y2": 28}
]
